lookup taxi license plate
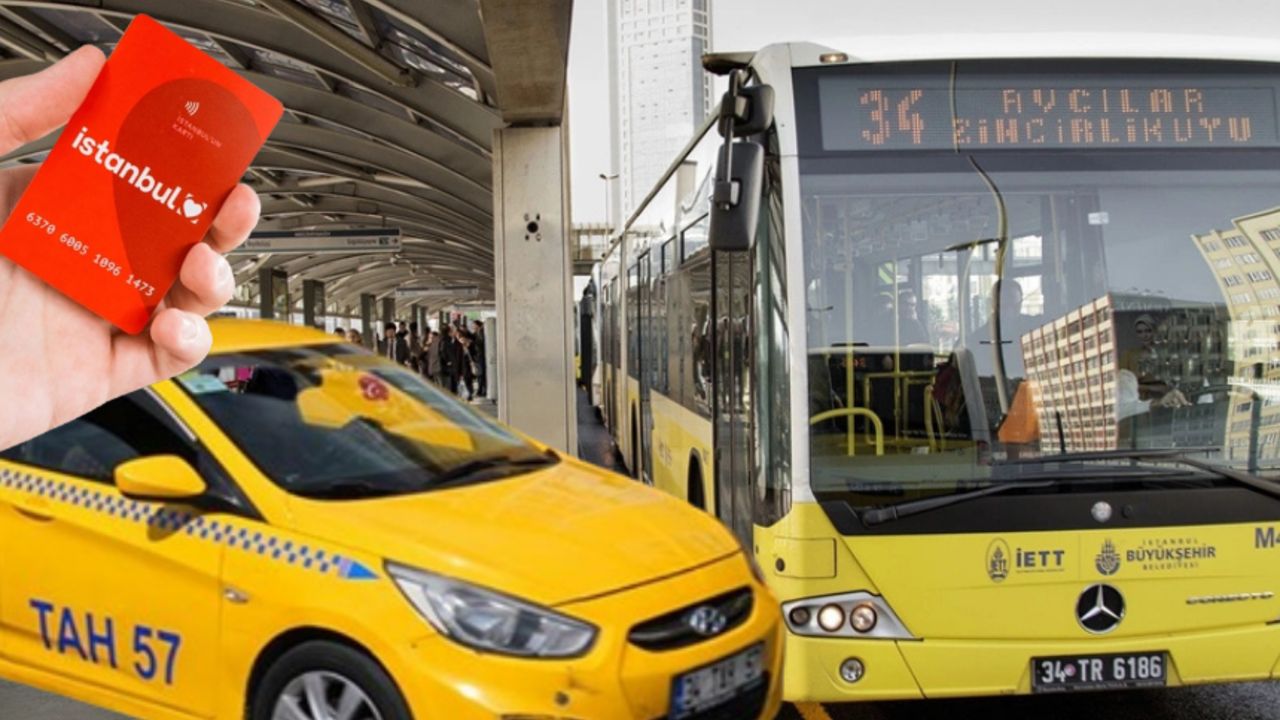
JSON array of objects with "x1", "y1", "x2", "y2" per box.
[
  {"x1": 1032, "y1": 652, "x2": 1167, "y2": 693},
  {"x1": 669, "y1": 643, "x2": 764, "y2": 719}
]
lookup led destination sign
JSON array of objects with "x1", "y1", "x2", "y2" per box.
[{"x1": 818, "y1": 75, "x2": 1280, "y2": 152}]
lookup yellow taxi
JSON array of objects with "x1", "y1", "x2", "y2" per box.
[{"x1": 0, "y1": 320, "x2": 783, "y2": 720}]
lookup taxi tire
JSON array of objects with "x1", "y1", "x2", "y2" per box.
[{"x1": 250, "y1": 640, "x2": 412, "y2": 720}]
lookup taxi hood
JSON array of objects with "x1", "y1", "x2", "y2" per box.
[{"x1": 283, "y1": 459, "x2": 741, "y2": 606}]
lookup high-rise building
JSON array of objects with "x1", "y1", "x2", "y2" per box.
[
  {"x1": 1192, "y1": 207, "x2": 1280, "y2": 463},
  {"x1": 608, "y1": 0, "x2": 713, "y2": 222},
  {"x1": 1021, "y1": 293, "x2": 1229, "y2": 453}
]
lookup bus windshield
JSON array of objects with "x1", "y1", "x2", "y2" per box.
[{"x1": 796, "y1": 60, "x2": 1280, "y2": 502}]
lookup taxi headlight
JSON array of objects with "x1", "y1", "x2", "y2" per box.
[{"x1": 387, "y1": 562, "x2": 597, "y2": 658}]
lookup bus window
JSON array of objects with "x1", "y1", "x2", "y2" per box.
[
  {"x1": 627, "y1": 261, "x2": 640, "y2": 380},
  {"x1": 688, "y1": 259, "x2": 712, "y2": 413},
  {"x1": 683, "y1": 215, "x2": 709, "y2": 261}
]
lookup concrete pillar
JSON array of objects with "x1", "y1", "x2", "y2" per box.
[
  {"x1": 258, "y1": 268, "x2": 287, "y2": 321},
  {"x1": 413, "y1": 305, "x2": 426, "y2": 335},
  {"x1": 484, "y1": 316, "x2": 498, "y2": 401},
  {"x1": 302, "y1": 279, "x2": 325, "y2": 329},
  {"x1": 381, "y1": 297, "x2": 396, "y2": 331},
  {"x1": 360, "y1": 293, "x2": 376, "y2": 348},
  {"x1": 492, "y1": 125, "x2": 576, "y2": 452}
]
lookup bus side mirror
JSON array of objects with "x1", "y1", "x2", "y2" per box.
[
  {"x1": 717, "y1": 85, "x2": 775, "y2": 137},
  {"x1": 709, "y1": 141, "x2": 763, "y2": 253}
]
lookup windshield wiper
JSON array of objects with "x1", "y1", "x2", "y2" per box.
[
  {"x1": 431, "y1": 450, "x2": 559, "y2": 489},
  {"x1": 1009, "y1": 448, "x2": 1280, "y2": 500},
  {"x1": 859, "y1": 460, "x2": 1216, "y2": 527},
  {"x1": 297, "y1": 478, "x2": 407, "y2": 500},
  {"x1": 861, "y1": 479, "x2": 1057, "y2": 527}
]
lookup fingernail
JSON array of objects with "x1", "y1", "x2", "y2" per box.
[
  {"x1": 180, "y1": 315, "x2": 199, "y2": 344},
  {"x1": 216, "y1": 258, "x2": 233, "y2": 288}
]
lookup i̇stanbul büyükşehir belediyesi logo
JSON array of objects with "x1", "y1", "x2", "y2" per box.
[
  {"x1": 69, "y1": 126, "x2": 207, "y2": 224},
  {"x1": 1096, "y1": 539, "x2": 1121, "y2": 576}
]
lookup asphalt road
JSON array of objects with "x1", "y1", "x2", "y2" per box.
[
  {"x1": 5, "y1": 678, "x2": 1278, "y2": 720},
  {"x1": 776, "y1": 682, "x2": 1280, "y2": 720}
]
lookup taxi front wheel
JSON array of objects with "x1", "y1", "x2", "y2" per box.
[{"x1": 250, "y1": 640, "x2": 413, "y2": 720}]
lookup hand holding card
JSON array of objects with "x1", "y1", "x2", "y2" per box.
[
  {"x1": 0, "y1": 17, "x2": 278, "y2": 452},
  {"x1": 0, "y1": 14, "x2": 282, "y2": 334}
]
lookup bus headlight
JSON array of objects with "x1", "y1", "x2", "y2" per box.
[
  {"x1": 387, "y1": 562, "x2": 597, "y2": 658},
  {"x1": 782, "y1": 592, "x2": 914, "y2": 639},
  {"x1": 850, "y1": 603, "x2": 878, "y2": 633},
  {"x1": 817, "y1": 604, "x2": 846, "y2": 632}
]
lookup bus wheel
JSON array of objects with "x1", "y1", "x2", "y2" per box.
[{"x1": 687, "y1": 460, "x2": 705, "y2": 510}]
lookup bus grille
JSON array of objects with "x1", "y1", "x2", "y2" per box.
[{"x1": 628, "y1": 587, "x2": 753, "y2": 651}]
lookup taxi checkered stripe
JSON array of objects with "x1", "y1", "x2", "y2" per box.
[{"x1": 0, "y1": 466, "x2": 376, "y2": 581}]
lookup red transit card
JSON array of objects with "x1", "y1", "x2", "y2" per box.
[{"x1": 0, "y1": 14, "x2": 282, "y2": 334}]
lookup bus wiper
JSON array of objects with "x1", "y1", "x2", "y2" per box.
[
  {"x1": 431, "y1": 450, "x2": 560, "y2": 489},
  {"x1": 1009, "y1": 448, "x2": 1280, "y2": 500},
  {"x1": 861, "y1": 479, "x2": 1056, "y2": 527},
  {"x1": 860, "y1": 462, "x2": 1207, "y2": 527}
]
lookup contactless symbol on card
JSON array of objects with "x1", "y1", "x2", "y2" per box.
[{"x1": 0, "y1": 14, "x2": 282, "y2": 334}]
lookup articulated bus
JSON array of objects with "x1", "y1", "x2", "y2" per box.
[{"x1": 596, "y1": 30, "x2": 1280, "y2": 702}]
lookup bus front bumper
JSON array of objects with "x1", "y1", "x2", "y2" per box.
[{"x1": 784, "y1": 623, "x2": 1280, "y2": 702}]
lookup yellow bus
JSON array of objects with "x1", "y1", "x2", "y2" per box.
[{"x1": 597, "y1": 36, "x2": 1280, "y2": 702}]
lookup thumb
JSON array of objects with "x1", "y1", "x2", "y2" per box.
[{"x1": 0, "y1": 45, "x2": 105, "y2": 154}]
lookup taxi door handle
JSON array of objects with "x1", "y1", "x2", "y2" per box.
[{"x1": 15, "y1": 494, "x2": 54, "y2": 521}]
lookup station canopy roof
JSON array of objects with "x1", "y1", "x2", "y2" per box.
[{"x1": 0, "y1": 0, "x2": 566, "y2": 313}]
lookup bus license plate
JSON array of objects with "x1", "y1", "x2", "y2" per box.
[
  {"x1": 1032, "y1": 652, "x2": 1167, "y2": 693},
  {"x1": 669, "y1": 643, "x2": 764, "y2": 719}
]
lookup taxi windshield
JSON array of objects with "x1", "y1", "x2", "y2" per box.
[
  {"x1": 796, "y1": 60, "x2": 1280, "y2": 504},
  {"x1": 177, "y1": 344, "x2": 551, "y2": 499}
]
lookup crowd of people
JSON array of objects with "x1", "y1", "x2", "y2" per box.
[{"x1": 333, "y1": 318, "x2": 489, "y2": 402}]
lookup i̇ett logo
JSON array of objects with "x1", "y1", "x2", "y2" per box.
[
  {"x1": 1096, "y1": 539, "x2": 1121, "y2": 576},
  {"x1": 986, "y1": 538, "x2": 1010, "y2": 582}
]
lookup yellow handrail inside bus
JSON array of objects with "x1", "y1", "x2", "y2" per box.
[
  {"x1": 809, "y1": 408, "x2": 885, "y2": 457},
  {"x1": 923, "y1": 382, "x2": 946, "y2": 453}
]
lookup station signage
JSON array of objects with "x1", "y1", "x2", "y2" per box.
[
  {"x1": 229, "y1": 227, "x2": 401, "y2": 255},
  {"x1": 395, "y1": 285, "x2": 480, "y2": 299}
]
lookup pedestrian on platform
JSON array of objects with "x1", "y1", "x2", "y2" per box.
[
  {"x1": 458, "y1": 330, "x2": 475, "y2": 399},
  {"x1": 407, "y1": 322, "x2": 422, "y2": 372},
  {"x1": 380, "y1": 322, "x2": 408, "y2": 365},
  {"x1": 440, "y1": 325, "x2": 460, "y2": 394},
  {"x1": 425, "y1": 330, "x2": 444, "y2": 386},
  {"x1": 470, "y1": 319, "x2": 487, "y2": 398}
]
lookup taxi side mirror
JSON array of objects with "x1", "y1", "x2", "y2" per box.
[{"x1": 115, "y1": 456, "x2": 207, "y2": 502}]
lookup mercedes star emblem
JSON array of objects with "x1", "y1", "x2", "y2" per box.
[
  {"x1": 1091, "y1": 501, "x2": 1113, "y2": 523},
  {"x1": 1076, "y1": 583, "x2": 1125, "y2": 634}
]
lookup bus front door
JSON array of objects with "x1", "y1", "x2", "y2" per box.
[
  {"x1": 638, "y1": 252, "x2": 653, "y2": 484},
  {"x1": 713, "y1": 249, "x2": 756, "y2": 543}
]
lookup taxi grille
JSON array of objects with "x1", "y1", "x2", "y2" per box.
[
  {"x1": 629, "y1": 587, "x2": 753, "y2": 651},
  {"x1": 651, "y1": 674, "x2": 769, "y2": 720}
]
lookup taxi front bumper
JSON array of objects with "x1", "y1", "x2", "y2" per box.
[{"x1": 390, "y1": 555, "x2": 784, "y2": 719}]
